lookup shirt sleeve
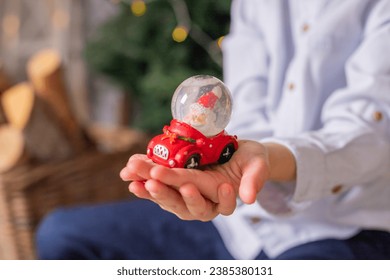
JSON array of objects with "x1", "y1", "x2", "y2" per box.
[
  {"x1": 269, "y1": 1, "x2": 390, "y2": 204},
  {"x1": 222, "y1": 0, "x2": 273, "y2": 140}
]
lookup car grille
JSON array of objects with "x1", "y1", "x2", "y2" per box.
[{"x1": 153, "y1": 144, "x2": 169, "y2": 160}]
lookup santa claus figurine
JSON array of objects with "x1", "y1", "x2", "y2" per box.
[{"x1": 183, "y1": 86, "x2": 223, "y2": 137}]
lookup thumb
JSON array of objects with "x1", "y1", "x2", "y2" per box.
[{"x1": 239, "y1": 157, "x2": 269, "y2": 204}]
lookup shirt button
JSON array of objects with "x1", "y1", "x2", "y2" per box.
[
  {"x1": 250, "y1": 217, "x2": 261, "y2": 224},
  {"x1": 288, "y1": 82, "x2": 295, "y2": 91},
  {"x1": 373, "y1": 111, "x2": 383, "y2": 122},
  {"x1": 331, "y1": 185, "x2": 343, "y2": 194},
  {"x1": 302, "y1": 23, "x2": 310, "y2": 33}
]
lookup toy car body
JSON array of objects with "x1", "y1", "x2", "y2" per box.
[{"x1": 147, "y1": 119, "x2": 238, "y2": 168}]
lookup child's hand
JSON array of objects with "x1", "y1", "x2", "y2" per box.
[
  {"x1": 120, "y1": 140, "x2": 275, "y2": 221},
  {"x1": 119, "y1": 154, "x2": 238, "y2": 221}
]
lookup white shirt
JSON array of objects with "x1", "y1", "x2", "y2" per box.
[{"x1": 213, "y1": 0, "x2": 390, "y2": 259}]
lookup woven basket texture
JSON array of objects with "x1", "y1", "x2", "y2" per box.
[{"x1": 0, "y1": 148, "x2": 141, "y2": 259}]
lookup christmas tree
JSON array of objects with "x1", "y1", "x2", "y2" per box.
[{"x1": 84, "y1": 0, "x2": 231, "y2": 133}]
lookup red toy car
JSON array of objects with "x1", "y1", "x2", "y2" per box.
[{"x1": 147, "y1": 119, "x2": 238, "y2": 169}]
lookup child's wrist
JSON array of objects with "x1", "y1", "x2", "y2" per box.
[{"x1": 262, "y1": 142, "x2": 296, "y2": 182}]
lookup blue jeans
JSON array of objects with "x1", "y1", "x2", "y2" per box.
[{"x1": 36, "y1": 199, "x2": 390, "y2": 260}]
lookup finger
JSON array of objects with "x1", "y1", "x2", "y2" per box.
[
  {"x1": 150, "y1": 165, "x2": 199, "y2": 187},
  {"x1": 144, "y1": 179, "x2": 192, "y2": 218},
  {"x1": 239, "y1": 158, "x2": 269, "y2": 204},
  {"x1": 128, "y1": 181, "x2": 153, "y2": 200},
  {"x1": 216, "y1": 183, "x2": 237, "y2": 216},
  {"x1": 127, "y1": 153, "x2": 150, "y2": 163},
  {"x1": 125, "y1": 154, "x2": 155, "y2": 181},
  {"x1": 150, "y1": 165, "x2": 220, "y2": 202},
  {"x1": 120, "y1": 154, "x2": 148, "y2": 181},
  {"x1": 120, "y1": 167, "x2": 135, "y2": 181},
  {"x1": 179, "y1": 183, "x2": 217, "y2": 221}
]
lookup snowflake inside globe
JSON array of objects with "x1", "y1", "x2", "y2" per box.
[{"x1": 171, "y1": 75, "x2": 233, "y2": 137}]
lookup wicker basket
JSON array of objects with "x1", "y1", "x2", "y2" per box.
[{"x1": 0, "y1": 146, "x2": 143, "y2": 259}]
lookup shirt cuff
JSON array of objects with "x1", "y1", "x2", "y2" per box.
[{"x1": 261, "y1": 137, "x2": 329, "y2": 204}]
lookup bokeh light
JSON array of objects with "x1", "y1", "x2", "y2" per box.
[
  {"x1": 217, "y1": 36, "x2": 225, "y2": 49},
  {"x1": 131, "y1": 0, "x2": 147, "y2": 17},
  {"x1": 172, "y1": 26, "x2": 188, "y2": 43}
]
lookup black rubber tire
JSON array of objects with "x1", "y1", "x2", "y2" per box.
[
  {"x1": 218, "y1": 143, "x2": 235, "y2": 164},
  {"x1": 184, "y1": 154, "x2": 201, "y2": 169}
]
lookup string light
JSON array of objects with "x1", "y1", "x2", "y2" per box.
[
  {"x1": 217, "y1": 36, "x2": 225, "y2": 49},
  {"x1": 131, "y1": 0, "x2": 147, "y2": 17},
  {"x1": 117, "y1": 0, "x2": 225, "y2": 66},
  {"x1": 172, "y1": 25, "x2": 188, "y2": 42}
]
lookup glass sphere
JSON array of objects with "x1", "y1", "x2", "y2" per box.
[{"x1": 171, "y1": 75, "x2": 233, "y2": 137}]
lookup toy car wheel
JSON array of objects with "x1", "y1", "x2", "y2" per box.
[
  {"x1": 184, "y1": 154, "x2": 200, "y2": 169},
  {"x1": 218, "y1": 143, "x2": 235, "y2": 164}
]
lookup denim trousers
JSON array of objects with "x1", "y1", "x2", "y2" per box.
[{"x1": 35, "y1": 199, "x2": 390, "y2": 260}]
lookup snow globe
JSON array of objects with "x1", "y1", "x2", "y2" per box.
[{"x1": 147, "y1": 75, "x2": 238, "y2": 168}]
